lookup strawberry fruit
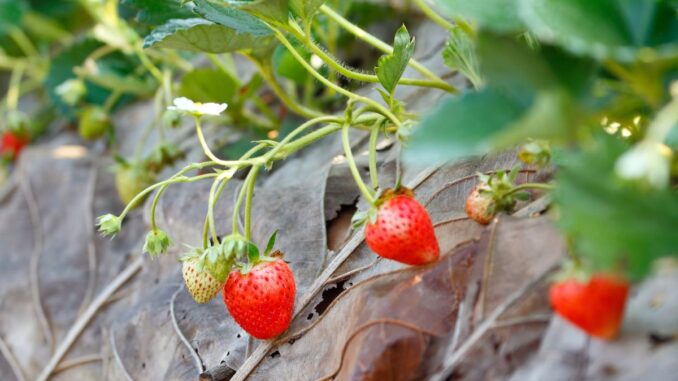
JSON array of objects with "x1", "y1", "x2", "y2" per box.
[
  {"x1": 1, "y1": 131, "x2": 29, "y2": 161},
  {"x1": 223, "y1": 258, "x2": 296, "y2": 339},
  {"x1": 549, "y1": 274, "x2": 629, "y2": 340},
  {"x1": 365, "y1": 188, "x2": 440, "y2": 266},
  {"x1": 182, "y1": 257, "x2": 225, "y2": 304},
  {"x1": 465, "y1": 185, "x2": 496, "y2": 225}
]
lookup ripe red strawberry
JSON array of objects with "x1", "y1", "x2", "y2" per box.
[
  {"x1": 465, "y1": 185, "x2": 496, "y2": 225},
  {"x1": 0, "y1": 131, "x2": 29, "y2": 161},
  {"x1": 365, "y1": 188, "x2": 440, "y2": 266},
  {"x1": 223, "y1": 259, "x2": 296, "y2": 339},
  {"x1": 549, "y1": 274, "x2": 629, "y2": 340},
  {"x1": 182, "y1": 258, "x2": 225, "y2": 304}
]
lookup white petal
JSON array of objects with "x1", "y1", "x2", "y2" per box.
[
  {"x1": 615, "y1": 142, "x2": 671, "y2": 188},
  {"x1": 198, "y1": 102, "x2": 228, "y2": 116},
  {"x1": 168, "y1": 97, "x2": 197, "y2": 113}
]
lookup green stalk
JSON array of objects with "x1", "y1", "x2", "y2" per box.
[
  {"x1": 265, "y1": 115, "x2": 343, "y2": 159},
  {"x1": 325, "y1": 9, "x2": 338, "y2": 95},
  {"x1": 342, "y1": 124, "x2": 376, "y2": 204},
  {"x1": 319, "y1": 5, "x2": 454, "y2": 88},
  {"x1": 207, "y1": 53, "x2": 237, "y2": 79},
  {"x1": 249, "y1": 57, "x2": 324, "y2": 119},
  {"x1": 120, "y1": 172, "x2": 217, "y2": 220},
  {"x1": 272, "y1": 114, "x2": 382, "y2": 159},
  {"x1": 194, "y1": 117, "x2": 265, "y2": 167},
  {"x1": 411, "y1": 0, "x2": 475, "y2": 37},
  {"x1": 205, "y1": 143, "x2": 269, "y2": 242},
  {"x1": 271, "y1": 26, "x2": 402, "y2": 128},
  {"x1": 286, "y1": 20, "x2": 455, "y2": 92},
  {"x1": 504, "y1": 183, "x2": 555, "y2": 196},
  {"x1": 244, "y1": 166, "x2": 261, "y2": 241},
  {"x1": 87, "y1": 45, "x2": 117, "y2": 63},
  {"x1": 144, "y1": 161, "x2": 217, "y2": 228},
  {"x1": 368, "y1": 126, "x2": 380, "y2": 190},
  {"x1": 103, "y1": 90, "x2": 122, "y2": 113},
  {"x1": 207, "y1": 174, "x2": 228, "y2": 245},
  {"x1": 231, "y1": 174, "x2": 249, "y2": 235},
  {"x1": 134, "y1": 44, "x2": 164, "y2": 83},
  {"x1": 6, "y1": 64, "x2": 25, "y2": 111},
  {"x1": 9, "y1": 27, "x2": 38, "y2": 57},
  {"x1": 202, "y1": 217, "x2": 211, "y2": 248}
]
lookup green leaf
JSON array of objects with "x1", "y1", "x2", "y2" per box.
[
  {"x1": 46, "y1": 38, "x2": 138, "y2": 117},
  {"x1": 290, "y1": 0, "x2": 325, "y2": 20},
  {"x1": 122, "y1": 0, "x2": 194, "y2": 25},
  {"x1": 520, "y1": 0, "x2": 678, "y2": 62},
  {"x1": 553, "y1": 136, "x2": 678, "y2": 280},
  {"x1": 404, "y1": 88, "x2": 526, "y2": 164},
  {"x1": 494, "y1": 89, "x2": 578, "y2": 147},
  {"x1": 442, "y1": 27, "x2": 483, "y2": 88},
  {"x1": 375, "y1": 25, "x2": 415, "y2": 95},
  {"x1": 436, "y1": 0, "x2": 524, "y2": 32},
  {"x1": 144, "y1": 18, "x2": 274, "y2": 53},
  {"x1": 0, "y1": 0, "x2": 27, "y2": 36},
  {"x1": 229, "y1": 0, "x2": 290, "y2": 24},
  {"x1": 194, "y1": 0, "x2": 272, "y2": 36},
  {"x1": 477, "y1": 32, "x2": 597, "y2": 100},
  {"x1": 179, "y1": 68, "x2": 239, "y2": 104}
]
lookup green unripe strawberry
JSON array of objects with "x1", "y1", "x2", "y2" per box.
[
  {"x1": 114, "y1": 164, "x2": 155, "y2": 206},
  {"x1": 78, "y1": 106, "x2": 111, "y2": 141},
  {"x1": 182, "y1": 256, "x2": 225, "y2": 304}
]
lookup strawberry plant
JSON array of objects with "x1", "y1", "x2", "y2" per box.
[
  {"x1": 84, "y1": 0, "x2": 678, "y2": 341},
  {"x1": 92, "y1": 0, "x2": 458, "y2": 335},
  {"x1": 1, "y1": 0, "x2": 677, "y2": 376}
]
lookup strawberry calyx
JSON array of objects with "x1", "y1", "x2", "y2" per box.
[
  {"x1": 180, "y1": 240, "x2": 238, "y2": 282},
  {"x1": 551, "y1": 258, "x2": 627, "y2": 285},
  {"x1": 550, "y1": 259, "x2": 594, "y2": 284},
  {"x1": 143, "y1": 228, "x2": 172, "y2": 257},
  {"x1": 475, "y1": 168, "x2": 523, "y2": 214},
  {"x1": 352, "y1": 187, "x2": 414, "y2": 228},
  {"x1": 231, "y1": 230, "x2": 281, "y2": 275}
]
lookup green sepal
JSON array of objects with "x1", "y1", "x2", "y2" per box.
[
  {"x1": 246, "y1": 241, "x2": 260, "y2": 263},
  {"x1": 508, "y1": 165, "x2": 521, "y2": 183},
  {"x1": 235, "y1": 239, "x2": 246, "y2": 259},
  {"x1": 96, "y1": 214, "x2": 122, "y2": 237},
  {"x1": 204, "y1": 244, "x2": 231, "y2": 281},
  {"x1": 195, "y1": 251, "x2": 207, "y2": 273},
  {"x1": 351, "y1": 210, "x2": 369, "y2": 228},
  {"x1": 264, "y1": 230, "x2": 278, "y2": 256},
  {"x1": 551, "y1": 258, "x2": 592, "y2": 284},
  {"x1": 221, "y1": 238, "x2": 236, "y2": 258},
  {"x1": 143, "y1": 228, "x2": 172, "y2": 257},
  {"x1": 368, "y1": 207, "x2": 378, "y2": 225}
]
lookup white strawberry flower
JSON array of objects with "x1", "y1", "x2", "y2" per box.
[
  {"x1": 168, "y1": 97, "x2": 228, "y2": 117},
  {"x1": 615, "y1": 141, "x2": 673, "y2": 189}
]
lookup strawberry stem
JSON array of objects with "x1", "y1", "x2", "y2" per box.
[
  {"x1": 244, "y1": 165, "x2": 260, "y2": 242},
  {"x1": 319, "y1": 5, "x2": 455, "y2": 90},
  {"x1": 368, "y1": 125, "x2": 380, "y2": 191},
  {"x1": 342, "y1": 124, "x2": 376, "y2": 205},
  {"x1": 268, "y1": 24, "x2": 403, "y2": 128},
  {"x1": 504, "y1": 182, "x2": 554, "y2": 196}
]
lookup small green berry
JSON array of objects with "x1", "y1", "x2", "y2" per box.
[
  {"x1": 97, "y1": 214, "x2": 122, "y2": 237},
  {"x1": 143, "y1": 229, "x2": 172, "y2": 257}
]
